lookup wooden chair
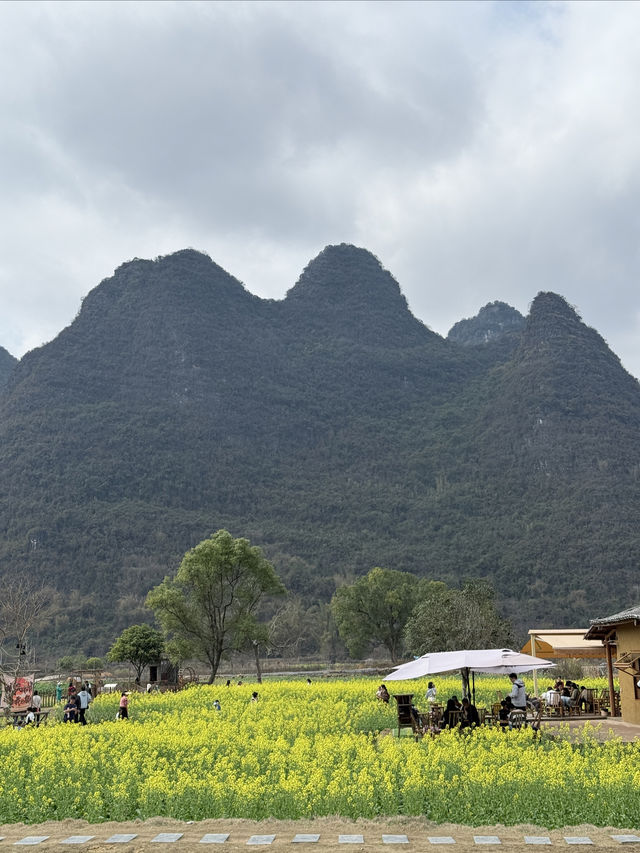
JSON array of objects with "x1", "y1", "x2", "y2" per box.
[
  {"x1": 509, "y1": 709, "x2": 526, "y2": 729},
  {"x1": 393, "y1": 694, "x2": 422, "y2": 739},
  {"x1": 544, "y1": 691, "x2": 563, "y2": 716},
  {"x1": 529, "y1": 705, "x2": 543, "y2": 732},
  {"x1": 584, "y1": 689, "x2": 600, "y2": 715}
]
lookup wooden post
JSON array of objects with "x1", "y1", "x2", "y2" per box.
[{"x1": 605, "y1": 639, "x2": 617, "y2": 716}]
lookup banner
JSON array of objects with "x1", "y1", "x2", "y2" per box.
[{"x1": 0, "y1": 675, "x2": 34, "y2": 711}]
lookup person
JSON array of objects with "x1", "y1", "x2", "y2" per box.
[
  {"x1": 460, "y1": 697, "x2": 480, "y2": 729},
  {"x1": 86, "y1": 681, "x2": 93, "y2": 698},
  {"x1": 376, "y1": 684, "x2": 390, "y2": 703},
  {"x1": 24, "y1": 707, "x2": 37, "y2": 727},
  {"x1": 579, "y1": 685, "x2": 593, "y2": 713},
  {"x1": 444, "y1": 696, "x2": 461, "y2": 728},
  {"x1": 67, "y1": 681, "x2": 76, "y2": 699},
  {"x1": 146, "y1": 683, "x2": 152, "y2": 693},
  {"x1": 213, "y1": 699, "x2": 221, "y2": 711},
  {"x1": 56, "y1": 681, "x2": 63, "y2": 702},
  {"x1": 119, "y1": 691, "x2": 129, "y2": 719},
  {"x1": 251, "y1": 691, "x2": 259, "y2": 702},
  {"x1": 498, "y1": 697, "x2": 513, "y2": 729},
  {"x1": 63, "y1": 697, "x2": 77, "y2": 723},
  {"x1": 426, "y1": 682, "x2": 437, "y2": 703},
  {"x1": 508, "y1": 673, "x2": 526, "y2": 711},
  {"x1": 31, "y1": 690, "x2": 42, "y2": 725},
  {"x1": 306, "y1": 678, "x2": 312, "y2": 685},
  {"x1": 225, "y1": 680, "x2": 231, "y2": 687},
  {"x1": 77, "y1": 684, "x2": 91, "y2": 725}
]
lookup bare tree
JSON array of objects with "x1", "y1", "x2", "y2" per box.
[{"x1": 0, "y1": 578, "x2": 52, "y2": 706}]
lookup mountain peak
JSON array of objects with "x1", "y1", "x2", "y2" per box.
[
  {"x1": 283, "y1": 244, "x2": 433, "y2": 345},
  {"x1": 448, "y1": 300, "x2": 525, "y2": 346}
]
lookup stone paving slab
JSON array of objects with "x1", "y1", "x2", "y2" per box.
[
  {"x1": 60, "y1": 838, "x2": 95, "y2": 845},
  {"x1": 246, "y1": 836, "x2": 276, "y2": 846},
  {"x1": 292, "y1": 835, "x2": 321, "y2": 843},
  {"x1": 200, "y1": 834, "x2": 231, "y2": 844},
  {"x1": 382, "y1": 836, "x2": 409, "y2": 844},
  {"x1": 338, "y1": 836, "x2": 364, "y2": 844},
  {"x1": 524, "y1": 839, "x2": 552, "y2": 845}
]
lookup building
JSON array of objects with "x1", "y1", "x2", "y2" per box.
[{"x1": 584, "y1": 605, "x2": 640, "y2": 724}]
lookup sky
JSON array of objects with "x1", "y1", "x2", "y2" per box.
[{"x1": 2, "y1": 0, "x2": 640, "y2": 376}]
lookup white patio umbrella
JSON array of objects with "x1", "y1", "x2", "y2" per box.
[{"x1": 384, "y1": 648, "x2": 554, "y2": 703}]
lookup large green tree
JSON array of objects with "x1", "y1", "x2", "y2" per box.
[
  {"x1": 331, "y1": 567, "x2": 421, "y2": 662},
  {"x1": 146, "y1": 529, "x2": 285, "y2": 682},
  {"x1": 106, "y1": 623, "x2": 165, "y2": 682},
  {"x1": 404, "y1": 578, "x2": 513, "y2": 656}
]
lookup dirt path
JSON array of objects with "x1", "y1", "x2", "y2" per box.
[{"x1": 0, "y1": 818, "x2": 638, "y2": 851}]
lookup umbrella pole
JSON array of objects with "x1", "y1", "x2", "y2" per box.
[{"x1": 472, "y1": 671, "x2": 476, "y2": 705}]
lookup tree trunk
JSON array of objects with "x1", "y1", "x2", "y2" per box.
[{"x1": 254, "y1": 642, "x2": 262, "y2": 683}]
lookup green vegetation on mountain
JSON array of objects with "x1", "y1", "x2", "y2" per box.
[
  {"x1": 0, "y1": 345, "x2": 16, "y2": 390},
  {"x1": 0, "y1": 243, "x2": 638, "y2": 658}
]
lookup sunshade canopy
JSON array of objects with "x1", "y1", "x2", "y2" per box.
[
  {"x1": 384, "y1": 648, "x2": 554, "y2": 681},
  {"x1": 522, "y1": 629, "x2": 604, "y2": 659}
]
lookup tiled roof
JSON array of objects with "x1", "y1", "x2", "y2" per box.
[{"x1": 589, "y1": 604, "x2": 640, "y2": 626}]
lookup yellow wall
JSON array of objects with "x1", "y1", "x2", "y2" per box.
[{"x1": 615, "y1": 623, "x2": 640, "y2": 725}]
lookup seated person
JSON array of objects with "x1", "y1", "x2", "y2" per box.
[
  {"x1": 579, "y1": 685, "x2": 592, "y2": 713},
  {"x1": 444, "y1": 696, "x2": 461, "y2": 728},
  {"x1": 498, "y1": 697, "x2": 513, "y2": 728},
  {"x1": 460, "y1": 697, "x2": 480, "y2": 729},
  {"x1": 376, "y1": 684, "x2": 390, "y2": 703}
]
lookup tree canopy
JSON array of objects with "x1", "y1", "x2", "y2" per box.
[
  {"x1": 404, "y1": 579, "x2": 513, "y2": 656},
  {"x1": 331, "y1": 567, "x2": 421, "y2": 662},
  {"x1": 106, "y1": 624, "x2": 165, "y2": 682},
  {"x1": 146, "y1": 529, "x2": 285, "y2": 682}
]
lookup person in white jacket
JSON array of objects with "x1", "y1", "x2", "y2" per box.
[{"x1": 508, "y1": 673, "x2": 526, "y2": 710}]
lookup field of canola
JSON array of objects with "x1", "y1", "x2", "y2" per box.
[{"x1": 1, "y1": 676, "x2": 638, "y2": 828}]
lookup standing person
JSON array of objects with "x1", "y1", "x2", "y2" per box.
[
  {"x1": 31, "y1": 690, "x2": 42, "y2": 725},
  {"x1": 119, "y1": 691, "x2": 129, "y2": 719},
  {"x1": 508, "y1": 673, "x2": 526, "y2": 711},
  {"x1": 426, "y1": 682, "x2": 437, "y2": 703},
  {"x1": 63, "y1": 697, "x2": 77, "y2": 723},
  {"x1": 56, "y1": 682, "x2": 63, "y2": 702},
  {"x1": 77, "y1": 684, "x2": 91, "y2": 725}
]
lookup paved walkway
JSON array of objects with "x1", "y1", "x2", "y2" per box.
[{"x1": 1, "y1": 826, "x2": 640, "y2": 850}]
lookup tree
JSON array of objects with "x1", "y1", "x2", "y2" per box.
[
  {"x1": 146, "y1": 529, "x2": 285, "y2": 682},
  {"x1": 404, "y1": 578, "x2": 513, "y2": 656},
  {"x1": 106, "y1": 624, "x2": 165, "y2": 683},
  {"x1": 331, "y1": 567, "x2": 421, "y2": 662},
  {"x1": 0, "y1": 578, "x2": 52, "y2": 705}
]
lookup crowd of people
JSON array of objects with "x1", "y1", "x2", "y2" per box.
[{"x1": 377, "y1": 671, "x2": 602, "y2": 736}]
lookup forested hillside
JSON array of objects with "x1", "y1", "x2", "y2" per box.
[{"x1": 0, "y1": 244, "x2": 638, "y2": 657}]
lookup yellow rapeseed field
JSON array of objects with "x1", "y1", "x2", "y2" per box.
[{"x1": 1, "y1": 677, "x2": 637, "y2": 827}]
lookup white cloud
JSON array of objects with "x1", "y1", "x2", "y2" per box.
[{"x1": 0, "y1": 0, "x2": 639, "y2": 377}]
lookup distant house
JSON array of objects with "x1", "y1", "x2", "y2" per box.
[{"x1": 585, "y1": 604, "x2": 640, "y2": 724}]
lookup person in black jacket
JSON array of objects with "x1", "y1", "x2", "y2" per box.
[{"x1": 460, "y1": 697, "x2": 480, "y2": 729}]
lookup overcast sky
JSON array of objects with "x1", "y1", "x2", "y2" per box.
[{"x1": 2, "y1": 1, "x2": 640, "y2": 376}]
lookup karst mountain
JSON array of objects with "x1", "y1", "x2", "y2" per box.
[{"x1": 1, "y1": 244, "x2": 638, "y2": 655}]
